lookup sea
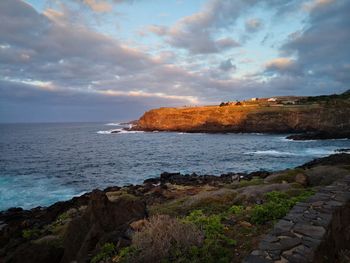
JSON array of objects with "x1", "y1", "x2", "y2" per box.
[{"x1": 0, "y1": 122, "x2": 349, "y2": 211}]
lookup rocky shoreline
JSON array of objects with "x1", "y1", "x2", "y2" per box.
[
  {"x1": 286, "y1": 131, "x2": 350, "y2": 141},
  {"x1": 1, "y1": 154, "x2": 350, "y2": 262},
  {"x1": 130, "y1": 92, "x2": 350, "y2": 140}
]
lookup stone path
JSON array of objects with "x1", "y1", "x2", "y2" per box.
[{"x1": 243, "y1": 175, "x2": 350, "y2": 263}]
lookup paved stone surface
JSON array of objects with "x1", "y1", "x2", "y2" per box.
[{"x1": 243, "y1": 175, "x2": 350, "y2": 262}]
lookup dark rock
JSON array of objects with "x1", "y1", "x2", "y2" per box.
[
  {"x1": 301, "y1": 236, "x2": 322, "y2": 249},
  {"x1": 300, "y1": 153, "x2": 350, "y2": 169},
  {"x1": 5, "y1": 241, "x2": 64, "y2": 263},
  {"x1": 293, "y1": 223, "x2": 326, "y2": 239},
  {"x1": 271, "y1": 220, "x2": 294, "y2": 235},
  {"x1": 279, "y1": 237, "x2": 301, "y2": 250},
  {"x1": 266, "y1": 249, "x2": 281, "y2": 260},
  {"x1": 248, "y1": 171, "x2": 271, "y2": 179},
  {"x1": 60, "y1": 190, "x2": 147, "y2": 263},
  {"x1": 242, "y1": 255, "x2": 273, "y2": 263},
  {"x1": 287, "y1": 132, "x2": 350, "y2": 141}
]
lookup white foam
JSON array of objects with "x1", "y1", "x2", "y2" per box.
[
  {"x1": 105, "y1": 122, "x2": 121, "y2": 126},
  {"x1": 248, "y1": 150, "x2": 297, "y2": 156},
  {"x1": 247, "y1": 148, "x2": 336, "y2": 157},
  {"x1": 97, "y1": 128, "x2": 144, "y2": 134}
]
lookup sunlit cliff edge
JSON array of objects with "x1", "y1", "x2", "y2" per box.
[{"x1": 133, "y1": 91, "x2": 350, "y2": 136}]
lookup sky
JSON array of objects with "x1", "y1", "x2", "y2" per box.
[{"x1": 0, "y1": 0, "x2": 349, "y2": 122}]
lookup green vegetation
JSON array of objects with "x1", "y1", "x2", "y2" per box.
[
  {"x1": 91, "y1": 243, "x2": 116, "y2": 263},
  {"x1": 269, "y1": 169, "x2": 304, "y2": 184},
  {"x1": 149, "y1": 189, "x2": 238, "y2": 216},
  {"x1": 115, "y1": 183, "x2": 316, "y2": 262},
  {"x1": 227, "y1": 205, "x2": 244, "y2": 215},
  {"x1": 250, "y1": 190, "x2": 314, "y2": 224},
  {"x1": 235, "y1": 178, "x2": 264, "y2": 188},
  {"x1": 22, "y1": 228, "x2": 41, "y2": 240},
  {"x1": 182, "y1": 210, "x2": 236, "y2": 263},
  {"x1": 57, "y1": 211, "x2": 70, "y2": 222}
]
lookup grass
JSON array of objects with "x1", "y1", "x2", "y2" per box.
[
  {"x1": 269, "y1": 168, "x2": 304, "y2": 184},
  {"x1": 232, "y1": 178, "x2": 264, "y2": 189},
  {"x1": 149, "y1": 189, "x2": 238, "y2": 216},
  {"x1": 250, "y1": 190, "x2": 314, "y2": 224},
  {"x1": 22, "y1": 228, "x2": 41, "y2": 240},
  {"x1": 91, "y1": 243, "x2": 116, "y2": 263}
]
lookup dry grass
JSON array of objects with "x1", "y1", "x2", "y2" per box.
[{"x1": 131, "y1": 215, "x2": 203, "y2": 262}]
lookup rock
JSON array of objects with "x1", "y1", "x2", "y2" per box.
[
  {"x1": 5, "y1": 240, "x2": 64, "y2": 263},
  {"x1": 60, "y1": 190, "x2": 147, "y2": 263},
  {"x1": 249, "y1": 171, "x2": 271, "y2": 179},
  {"x1": 295, "y1": 173, "x2": 309, "y2": 186},
  {"x1": 272, "y1": 220, "x2": 294, "y2": 235},
  {"x1": 242, "y1": 255, "x2": 273, "y2": 263},
  {"x1": 293, "y1": 223, "x2": 326, "y2": 240},
  {"x1": 279, "y1": 237, "x2": 301, "y2": 250},
  {"x1": 287, "y1": 132, "x2": 350, "y2": 141},
  {"x1": 303, "y1": 165, "x2": 349, "y2": 186},
  {"x1": 239, "y1": 221, "x2": 253, "y2": 228},
  {"x1": 300, "y1": 153, "x2": 350, "y2": 169}
]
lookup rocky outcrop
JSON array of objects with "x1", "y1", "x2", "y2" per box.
[
  {"x1": 60, "y1": 190, "x2": 147, "y2": 263},
  {"x1": 286, "y1": 131, "x2": 350, "y2": 140},
  {"x1": 133, "y1": 96, "x2": 350, "y2": 135},
  {"x1": 0, "y1": 191, "x2": 147, "y2": 263},
  {"x1": 243, "y1": 175, "x2": 350, "y2": 263}
]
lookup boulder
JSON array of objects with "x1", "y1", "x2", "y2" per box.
[{"x1": 60, "y1": 190, "x2": 147, "y2": 263}]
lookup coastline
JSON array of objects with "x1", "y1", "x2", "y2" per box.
[{"x1": 1, "y1": 153, "x2": 349, "y2": 262}]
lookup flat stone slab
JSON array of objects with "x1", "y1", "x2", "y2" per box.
[{"x1": 293, "y1": 223, "x2": 326, "y2": 239}]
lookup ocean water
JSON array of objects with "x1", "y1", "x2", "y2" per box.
[{"x1": 0, "y1": 122, "x2": 349, "y2": 211}]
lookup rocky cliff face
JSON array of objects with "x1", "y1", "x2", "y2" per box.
[{"x1": 134, "y1": 103, "x2": 350, "y2": 133}]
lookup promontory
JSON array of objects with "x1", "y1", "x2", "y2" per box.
[{"x1": 132, "y1": 91, "x2": 350, "y2": 138}]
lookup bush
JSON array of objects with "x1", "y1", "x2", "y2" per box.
[
  {"x1": 91, "y1": 243, "x2": 115, "y2": 263},
  {"x1": 250, "y1": 190, "x2": 314, "y2": 224},
  {"x1": 22, "y1": 228, "x2": 41, "y2": 240},
  {"x1": 120, "y1": 215, "x2": 203, "y2": 263},
  {"x1": 183, "y1": 210, "x2": 236, "y2": 263},
  {"x1": 228, "y1": 205, "x2": 244, "y2": 215}
]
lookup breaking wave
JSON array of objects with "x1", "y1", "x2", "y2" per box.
[{"x1": 97, "y1": 128, "x2": 144, "y2": 134}]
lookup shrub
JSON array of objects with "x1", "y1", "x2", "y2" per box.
[
  {"x1": 91, "y1": 243, "x2": 116, "y2": 263},
  {"x1": 228, "y1": 205, "x2": 244, "y2": 215},
  {"x1": 183, "y1": 210, "x2": 236, "y2": 263},
  {"x1": 122, "y1": 215, "x2": 203, "y2": 263},
  {"x1": 22, "y1": 228, "x2": 41, "y2": 240},
  {"x1": 250, "y1": 190, "x2": 314, "y2": 224}
]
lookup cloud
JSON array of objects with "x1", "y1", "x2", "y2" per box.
[
  {"x1": 245, "y1": 18, "x2": 263, "y2": 32},
  {"x1": 265, "y1": 57, "x2": 299, "y2": 74},
  {"x1": 72, "y1": 0, "x2": 134, "y2": 13},
  {"x1": 148, "y1": 0, "x2": 246, "y2": 54},
  {"x1": 281, "y1": 0, "x2": 350, "y2": 84},
  {"x1": 219, "y1": 59, "x2": 236, "y2": 71},
  {"x1": 1, "y1": 0, "x2": 349, "y2": 122},
  {"x1": 82, "y1": 0, "x2": 113, "y2": 12},
  {"x1": 303, "y1": 0, "x2": 335, "y2": 11}
]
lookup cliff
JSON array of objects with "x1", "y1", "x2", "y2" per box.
[{"x1": 133, "y1": 93, "x2": 350, "y2": 134}]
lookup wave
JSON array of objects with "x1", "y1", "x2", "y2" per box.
[
  {"x1": 281, "y1": 136, "x2": 349, "y2": 142},
  {"x1": 247, "y1": 148, "x2": 336, "y2": 157},
  {"x1": 97, "y1": 128, "x2": 144, "y2": 134},
  {"x1": 104, "y1": 122, "x2": 121, "y2": 126}
]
